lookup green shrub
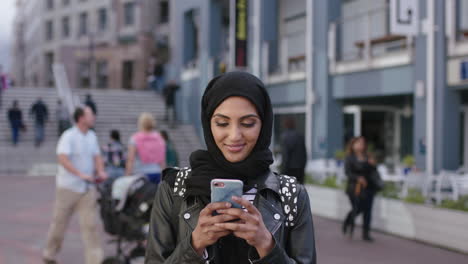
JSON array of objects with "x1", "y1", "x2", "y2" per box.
[
  {"x1": 380, "y1": 182, "x2": 400, "y2": 199},
  {"x1": 334, "y1": 150, "x2": 346, "y2": 161},
  {"x1": 402, "y1": 155, "x2": 415, "y2": 168},
  {"x1": 304, "y1": 173, "x2": 320, "y2": 185},
  {"x1": 439, "y1": 196, "x2": 468, "y2": 212},
  {"x1": 403, "y1": 188, "x2": 426, "y2": 204},
  {"x1": 321, "y1": 176, "x2": 339, "y2": 189}
]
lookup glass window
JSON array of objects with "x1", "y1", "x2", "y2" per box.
[
  {"x1": 159, "y1": 1, "x2": 169, "y2": 24},
  {"x1": 458, "y1": 0, "x2": 468, "y2": 40},
  {"x1": 98, "y1": 8, "x2": 107, "y2": 31},
  {"x1": 79, "y1": 12, "x2": 88, "y2": 36},
  {"x1": 47, "y1": 0, "x2": 54, "y2": 10},
  {"x1": 124, "y1": 2, "x2": 136, "y2": 26},
  {"x1": 45, "y1": 52, "x2": 54, "y2": 86},
  {"x1": 183, "y1": 9, "x2": 199, "y2": 66},
  {"x1": 461, "y1": 111, "x2": 465, "y2": 167},
  {"x1": 97, "y1": 61, "x2": 108, "y2": 88},
  {"x1": 45, "y1": 20, "x2": 54, "y2": 41},
  {"x1": 78, "y1": 61, "x2": 90, "y2": 88},
  {"x1": 62, "y1": 16, "x2": 70, "y2": 38},
  {"x1": 339, "y1": 0, "x2": 390, "y2": 61}
]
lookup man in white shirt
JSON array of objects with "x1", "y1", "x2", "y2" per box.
[{"x1": 43, "y1": 106, "x2": 107, "y2": 264}]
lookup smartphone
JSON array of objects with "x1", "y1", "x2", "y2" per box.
[{"x1": 210, "y1": 179, "x2": 243, "y2": 209}]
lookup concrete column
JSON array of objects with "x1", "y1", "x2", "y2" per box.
[
  {"x1": 414, "y1": 0, "x2": 461, "y2": 171},
  {"x1": 433, "y1": 0, "x2": 460, "y2": 170},
  {"x1": 311, "y1": 0, "x2": 343, "y2": 159}
]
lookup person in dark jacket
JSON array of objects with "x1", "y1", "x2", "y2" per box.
[
  {"x1": 280, "y1": 118, "x2": 307, "y2": 184},
  {"x1": 152, "y1": 63, "x2": 165, "y2": 93},
  {"x1": 163, "y1": 80, "x2": 179, "y2": 127},
  {"x1": 102, "y1": 129, "x2": 126, "y2": 180},
  {"x1": 30, "y1": 97, "x2": 49, "y2": 147},
  {"x1": 342, "y1": 136, "x2": 378, "y2": 242},
  {"x1": 84, "y1": 94, "x2": 97, "y2": 115},
  {"x1": 160, "y1": 130, "x2": 179, "y2": 167},
  {"x1": 56, "y1": 99, "x2": 71, "y2": 136},
  {"x1": 145, "y1": 72, "x2": 316, "y2": 264},
  {"x1": 7, "y1": 100, "x2": 23, "y2": 146}
]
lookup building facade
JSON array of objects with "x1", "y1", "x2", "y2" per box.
[
  {"x1": 12, "y1": 0, "x2": 170, "y2": 90},
  {"x1": 167, "y1": 0, "x2": 468, "y2": 173}
]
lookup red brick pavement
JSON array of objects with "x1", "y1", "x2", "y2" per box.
[{"x1": 1, "y1": 176, "x2": 467, "y2": 264}]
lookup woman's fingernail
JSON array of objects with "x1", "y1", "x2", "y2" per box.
[
  {"x1": 226, "y1": 202, "x2": 231, "y2": 207},
  {"x1": 217, "y1": 209, "x2": 225, "y2": 214},
  {"x1": 232, "y1": 196, "x2": 239, "y2": 201}
]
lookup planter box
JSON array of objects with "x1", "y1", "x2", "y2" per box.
[{"x1": 305, "y1": 185, "x2": 468, "y2": 254}]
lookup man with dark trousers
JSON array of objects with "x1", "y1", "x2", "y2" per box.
[{"x1": 280, "y1": 118, "x2": 307, "y2": 184}]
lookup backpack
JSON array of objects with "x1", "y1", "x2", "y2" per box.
[
  {"x1": 133, "y1": 132, "x2": 165, "y2": 164},
  {"x1": 171, "y1": 168, "x2": 300, "y2": 227}
]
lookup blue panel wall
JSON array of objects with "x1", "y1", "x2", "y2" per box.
[
  {"x1": 266, "y1": 80, "x2": 306, "y2": 106},
  {"x1": 332, "y1": 65, "x2": 414, "y2": 99}
]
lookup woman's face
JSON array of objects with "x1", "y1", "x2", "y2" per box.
[
  {"x1": 211, "y1": 96, "x2": 262, "y2": 163},
  {"x1": 352, "y1": 138, "x2": 366, "y2": 154}
]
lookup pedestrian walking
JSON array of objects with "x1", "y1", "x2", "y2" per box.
[
  {"x1": 43, "y1": 106, "x2": 107, "y2": 264},
  {"x1": 280, "y1": 117, "x2": 307, "y2": 184},
  {"x1": 30, "y1": 97, "x2": 49, "y2": 147},
  {"x1": 152, "y1": 63, "x2": 165, "y2": 93},
  {"x1": 56, "y1": 99, "x2": 71, "y2": 137},
  {"x1": 162, "y1": 80, "x2": 179, "y2": 127},
  {"x1": 125, "y1": 112, "x2": 166, "y2": 184},
  {"x1": 342, "y1": 136, "x2": 379, "y2": 242},
  {"x1": 84, "y1": 94, "x2": 97, "y2": 115},
  {"x1": 102, "y1": 129, "x2": 126, "y2": 181},
  {"x1": 160, "y1": 130, "x2": 179, "y2": 167},
  {"x1": 0, "y1": 65, "x2": 6, "y2": 109},
  {"x1": 7, "y1": 100, "x2": 23, "y2": 146},
  {"x1": 145, "y1": 72, "x2": 316, "y2": 263}
]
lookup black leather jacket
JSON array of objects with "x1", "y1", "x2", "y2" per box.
[
  {"x1": 345, "y1": 155, "x2": 377, "y2": 195},
  {"x1": 145, "y1": 169, "x2": 317, "y2": 264}
]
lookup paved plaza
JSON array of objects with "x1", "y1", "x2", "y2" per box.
[{"x1": 1, "y1": 175, "x2": 467, "y2": 264}]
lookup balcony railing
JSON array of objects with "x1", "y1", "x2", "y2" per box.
[
  {"x1": 328, "y1": 3, "x2": 411, "y2": 70},
  {"x1": 262, "y1": 30, "x2": 306, "y2": 82}
]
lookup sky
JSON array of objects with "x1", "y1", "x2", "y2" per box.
[{"x1": 0, "y1": 0, "x2": 16, "y2": 73}]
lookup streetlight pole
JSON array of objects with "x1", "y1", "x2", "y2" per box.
[{"x1": 89, "y1": 32, "x2": 96, "y2": 89}]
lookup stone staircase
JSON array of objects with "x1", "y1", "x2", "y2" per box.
[{"x1": 0, "y1": 87, "x2": 202, "y2": 175}]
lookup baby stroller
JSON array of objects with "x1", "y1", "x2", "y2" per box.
[{"x1": 97, "y1": 175, "x2": 158, "y2": 264}]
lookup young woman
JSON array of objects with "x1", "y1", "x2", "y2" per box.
[
  {"x1": 125, "y1": 112, "x2": 166, "y2": 184},
  {"x1": 145, "y1": 72, "x2": 316, "y2": 264},
  {"x1": 342, "y1": 136, "x2": 378, "y2": 241}
]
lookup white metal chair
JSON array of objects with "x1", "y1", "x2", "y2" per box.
[
  {"x1": 442, "y1": 168, "x2": 468, "y2": 202},
  {"x1": 400, "y1": 171, "x2": 428, "y2": 199},
  {"x1": 306, "y1": 159, "x2": 339, "y2": 183}
]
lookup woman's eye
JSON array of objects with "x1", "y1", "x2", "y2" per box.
[
  {"x1": 216, "y1": 122, "x2": 229, "y2": 127},
  {"x1": 242, "y1": 123, "x2": 256, "y2": 128}
]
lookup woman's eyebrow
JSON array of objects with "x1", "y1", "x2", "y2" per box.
[
  {"x1": 212, "y1": 113, "x2": 230, "y2": 119},
  {"x1": 240, "y1": 114, "x2": 260, "y2": 120},
  {"x1": 212, "y1": 113, "x2": 259, "y2": 120}
]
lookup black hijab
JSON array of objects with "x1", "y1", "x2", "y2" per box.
[{"x1": 185, "y1": 72, "x2": 274, "y2": 199}]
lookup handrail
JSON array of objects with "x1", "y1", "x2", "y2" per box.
[{"x1": 53, "y1": 63, "x2": 78, "y2": 120}]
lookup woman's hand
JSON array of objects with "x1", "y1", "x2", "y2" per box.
[
  {"x1": 191, "y1": 202, "x2": 238, "y2": 256},
  {"x1": 357, "y1": 176, "x2": 368, "y2": 188},
  {"x1": 214, "y1": 196, "x2": 275, "y2": 259}
]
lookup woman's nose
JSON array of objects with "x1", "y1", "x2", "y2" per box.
[{"x1": 228, "y1": 125, "x2": 242, "y2": 141}]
